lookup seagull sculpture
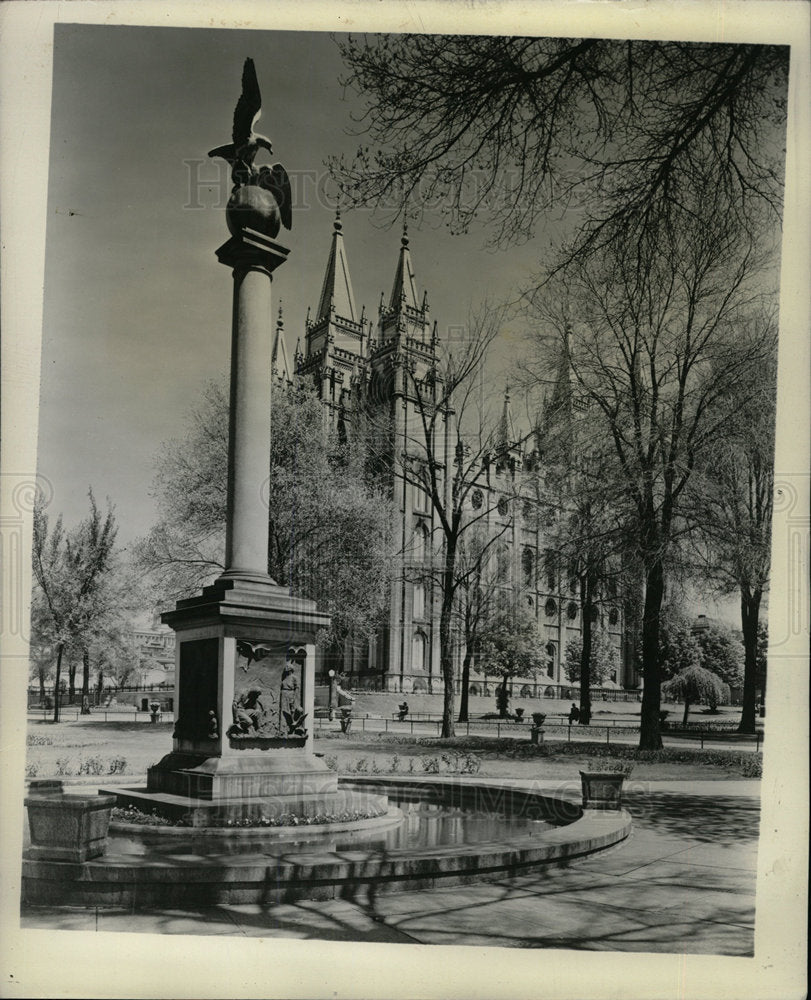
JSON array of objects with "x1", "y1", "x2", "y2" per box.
[{"x1": 209, "y1": 58, "x2": 292, "y2": 231}]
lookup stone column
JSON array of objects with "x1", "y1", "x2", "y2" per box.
[{"x1": 215, "y1": 230, "x2": 289, "y2": 585}]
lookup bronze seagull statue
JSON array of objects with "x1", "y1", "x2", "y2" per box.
[{"x1": 209, "y1": 58, "x2": 292, "y2": 230}]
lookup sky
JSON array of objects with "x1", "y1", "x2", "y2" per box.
[{"x1": 37, "y1": 24, "x2": 549, "y2": 548}]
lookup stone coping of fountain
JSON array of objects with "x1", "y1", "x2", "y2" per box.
[{"x1": 22, "y1": 777, "x2": 632, "y2": 908}]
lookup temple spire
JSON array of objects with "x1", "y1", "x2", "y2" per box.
[
  {"x1": 497, "y1": 385, "x2": 517, "y2": 451},
  {"x1": 388, "y1": 220, "x2": 419, "y2": 312},
  {"x1": 271, "y1": 300, "x2": 293, "y2": 382},
  {"x1": 316, "y1": 210, "x2": 357, "y2": 323}
]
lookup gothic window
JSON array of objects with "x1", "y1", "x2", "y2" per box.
[
  {"x1": 471, "y1": 488, "x2": 483, "y2": 510},
  {"x1": 544, "y1": 550, "x2": 557, "y2": 592},
  {"x1": 567, "y1": 601, "x2": 578, "y2": 620},
  {"x1": 413, "y1": 582, "x2": 425, "y2": 620},
  {"x1": 522, "y1": 547, "x2": 534, "y2": 587},
  {"x1": 527, "y1": 595, "x2": 534, "y2": 609},
  {"x1": 545, "y1": 642, "x2": 556, "y2": 679},
  {"x1": 544, "y1": 598, "x2": 557, "y2": 617},
  {"x1": 588, "y1": 604, "x2": 599, "y2": 623},
  {"x1": 497, "y1": 497, "x2": 509, "y2": 516},
  {"x1": 522, "y1": 500, "x2": 533, "y2": 519},
  {"x1": 609, "y1": 607, "x2": 619, "y2": 626}
]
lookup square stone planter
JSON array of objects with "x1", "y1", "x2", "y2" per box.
[
  {"x1": 579, "y1": 771, "x2": 627, "y2": 810},
  {"x1": 25, "y1": 791, "x2": 118, "y2": 862},
  {"x1": 530, "y1": 726, "x2": 544, "y2": 744}
]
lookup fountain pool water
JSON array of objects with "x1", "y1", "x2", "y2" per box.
[{"x1": 22, "y1": 778, "x2": 632, "y2": 909}]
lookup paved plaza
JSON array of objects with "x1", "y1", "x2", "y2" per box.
[{"x1": 21, "y1": 779, "x2": 760, "y2": 954}]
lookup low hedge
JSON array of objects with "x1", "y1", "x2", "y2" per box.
[{"x1": 356, "y1": 733, "x2": 762, "y2": 775}]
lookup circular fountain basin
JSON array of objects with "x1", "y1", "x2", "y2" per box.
[{"x1": 21, "y1": 778, "x2": 631, "y2": 908}]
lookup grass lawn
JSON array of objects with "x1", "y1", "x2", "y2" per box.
[{"x1": 24, "y1": 716, "x2": 760, "y2": 784}]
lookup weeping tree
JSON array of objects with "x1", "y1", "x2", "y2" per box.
[{"x1": 662, "y1": 665, "x2": 728, "y2": 727}]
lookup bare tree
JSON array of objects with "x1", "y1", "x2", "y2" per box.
[
  {"x1": 687, "y1": 313, "x2": 777, "y2": 733},
  {"x1": 330, "y1": 36, "x2": 787, "y2": 258},
  {"x1": 453, "y1": 528, "x2": 511, "y2": 723},
  {"x1": 524, "y1": 185, "x2": 773, "y2": 748}
]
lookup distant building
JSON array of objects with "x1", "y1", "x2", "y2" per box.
[{"x1": 131, "y1": 624, "x2": 175, "y2": 688}]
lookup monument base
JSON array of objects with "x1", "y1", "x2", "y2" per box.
[{"x1": 117, "y1": 575, "x2": 335, "y2": 826}]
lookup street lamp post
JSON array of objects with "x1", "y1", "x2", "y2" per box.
[{"x1": 328, "y1": 669, "x2": 336, "y2": 721}]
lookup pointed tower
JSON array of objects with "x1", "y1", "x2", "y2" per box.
[
  {"x1": 541, "y1": 324, "x2": 575, "y2": 464},
  {"x1": 271, "y1": 301, "x2": 293, "y2": 383},
  {"x1": 377, "y1": 222, "x2": 431, "y2": 346},
  {"x1": 299, "y1": 212, "x2": 367, "y2": 424},
  {"x1": 493, "y1": 385, "x2": 523, "y2": 479}
]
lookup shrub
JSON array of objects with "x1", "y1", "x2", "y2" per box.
[
  {"x1": 107, "y1": 757, "x2": 128, "y2": 775},
  {"x1": 458, "y1": 753, "x2": 481, "y2": 775},
  {"x1": 77, "y1": 755, "x2": 105, "y2": 776},
  {"x1": 739, "y1": 753, "x2": 763, "y2": 778},
  {"x1": 354, "y1": 757, "x2": 368, "y2": 773},
  {"x1": 324, "y1": 754, "x2": 338, "y2": 771},
  {"x1": 55, "y1": 757, "x2": 72, "y2": 776},
  {"x1": 421, "y1": 756, "x2": 440, "y2": 773},
  {"x1": 27, "y1": 734, "x2": 53, "y2": 747},
  {"x1": 25, "y1": 762, "x2": 40, "y2": 778}
]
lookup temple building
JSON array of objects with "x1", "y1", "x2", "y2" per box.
[{"x1": 278, "y1": 214, "x2": 633, "y2": 695}]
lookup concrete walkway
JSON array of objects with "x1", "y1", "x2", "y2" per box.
[{"x1": 20, "y1": 780, "x2": 760, "y2": 954}]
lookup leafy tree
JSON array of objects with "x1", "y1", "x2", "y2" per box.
[
  {"x1": 134, "y1": 378, "x2": 393, "y2": 653},
  {"x1": 694, "y1": 620, "x2": 744, "y2": 690},
  {"x1": 564, "y1": 629, "x2": 619, "y2": 687},
  {"x1": 657, "y1": 607, "x2": 703, "y2": 681},
  {"x1": 477, "y1": 597, "x2": 544, "y2": 718},
  {"x1": 330, "y1": 36, "x2": 787, "y2": 258},
  {"x1": 662, "y1": 665, "x2": 728, "y2": 726},
  {"x1": 31, "y1": 491, "x2": 118, "y2": 722}
]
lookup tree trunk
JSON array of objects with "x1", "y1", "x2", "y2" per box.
[
  {"x1": 53, "y1": 643, "x2": 64, "y2": 723},
  {"x1": 81, "y1": 647, "x2": 92, "y2": 713},
  {"x1": 738, "y1": 588, "x2": 762, "y2": 734},
  {"x1": 439, "y1": 555, "x2": 456, "y2": 738},
  {"x1": 498, "y1": 673, "x2": 510, "y2": 718},
  {"x1": 639, "y1": 559, "x2": 665, "y2": 749},
  {"x1": 578, "y1": 574, "x2": 592, "y2": 726},
  {"x1": 682, "y1": 697, "x2": 691, "y2": 727},
  {"x1": 68, "y1": 656, "x2": 76, "y2": 705},
  {"x1": 38, "y1": 667, "x2": 46, "y2": 705},
  {"x1": 457, "y1": 650, "x2": 473, "y2": 723},
  {"x1": 95, "y1": 668, "x2": 104, "y2": 707}
]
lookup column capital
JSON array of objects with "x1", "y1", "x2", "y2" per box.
[{"x1": 216, "y1": 228, "x2": 290, "y2": 276}]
